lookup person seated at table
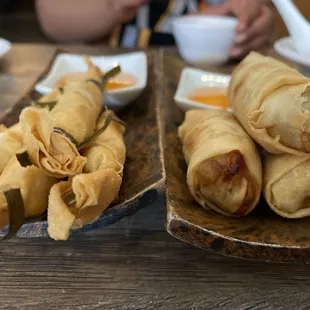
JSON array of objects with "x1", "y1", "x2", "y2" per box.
[{"x1": 36, "y1": 0, "x2": 275, "y2": 59}]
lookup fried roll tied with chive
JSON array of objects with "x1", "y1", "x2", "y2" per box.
[
  {"x1": 48, "y1": 111, "x2": 126, "y2": 240},
  {"x1": 20, "y1": 59, "x2": 103, "y2": 178},
  {"x1": 0, "y1": 155, "x2": 56, "y2": 228},
  {"x1": 0, "y1": 123, "x2": 24, "y2": 174}
]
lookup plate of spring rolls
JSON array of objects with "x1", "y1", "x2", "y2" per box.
[
  {"x1": 0, "y1": 50, "x2": 165, "y2": 240},
  {"x1": 164, "y1": 51, "x2": 310, "y2": 263}
]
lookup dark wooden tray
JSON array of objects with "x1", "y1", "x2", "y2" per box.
[
  {"x1": 0, "y1": 49, "x2": 165, "y2": 237},
  {"x1": 163, "y1": 53, "x2": 310, "y2": 263}
]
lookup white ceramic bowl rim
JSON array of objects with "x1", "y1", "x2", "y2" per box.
[
  {"x1": 0, "y1": 38, "x2": 11, "y2": 58},
  {"x1": 173, "y1": 15, "x2": 238, "y2": 29},
  {"x1": 274, "y1": 36, "x2": 310, "y2": 67},
  {"x1": 36, "y1": 51, "x2": 147, "y2": 94}
]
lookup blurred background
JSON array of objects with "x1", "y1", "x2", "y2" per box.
[{"x1": 0, "y1": 0, "x2": 309, "y2": 44}]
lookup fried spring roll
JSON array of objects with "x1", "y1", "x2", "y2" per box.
[
  {"x1": 0, "y1": 156, "x2": 56, "y2": 228},
  {"x1": 264, "y1": 154, "x2": 310, "y2": 218},
  {"x1": 37, "y1": 87, "x2": 61, "y2": 104},
  {"x1": 229, "y1": 52, "x2": 310, "y2": 155},
  {"x1": 20, "y1": 59, "x2": 103, "y2": 178},
  {"x1": 178, "y1": 109, "x2": 262, "y2": 216},
  {"x1": 48, "y1": 112, "x2": 126, "y2": 240},
  {"x1": 0, "y1": 123, "x2": 24, "y2": 174}
]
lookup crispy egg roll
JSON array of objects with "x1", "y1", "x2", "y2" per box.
[
  {"x1": 38, "y1": 87, "x2": 61, "y2": 104},
  {"x1": 264, "y1": 154, "x2": 310, "y2": 218},
  {"x1": 179, "y1": 109, "x2": 262, "y2": 216},
  {"x1": 48, "y1": 112, "x2": 126, "y2": 240},
  {"x1": 229, "y1": 52, "x2": 310, "y2": 155},
  {"x1": 56, "y1": 72, "x2": 88, "y2": 89},
  {"x1": 0, "y1": 155, "x2": 56, "y2": 229},
  {"x1": 0, "y1": 88, "x2": 62, "y2": 176},
  {"x1": 0, "y1": 123, "x2": 24, "y2": 174},
  {"x1": 20, "y1": 59, "x2": 102, "y2": 178},
  {"x1": 0, "y1": 87, "x2": 63, "y2": 176}
]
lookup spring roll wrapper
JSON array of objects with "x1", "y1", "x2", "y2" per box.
[
  {"x1": 264, "y1": 154, "x2": 310, "y2": 218},
  {"x1": 19, "y1": 61, "x2": 103, "y2": 178},
  {"x1": 37, "y1": 87, "x2": 61, "y2": 103},
  {"x1": 228, "y1": 52, "x2": 310, "y2": 155},
  {"x1": 178, "y1": 110, "x2": 262, "y2": 216},
  {"x1": 0, "y1": 86, "x2": 62, "y2": 177},
  {"x1": 48, "y1": 113, "x2": 126, "y2": 240},
  {"x1": 0, "y1": 86, "x2": 61, "y2": 175},
  {"x1": 0, "y1": 156, "x2": 57, "y2": 229},
  {"x1": 0, "y1": 123, "x2": 24, "y2": 174}
]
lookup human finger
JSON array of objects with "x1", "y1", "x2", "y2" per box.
[
  {"x1": 235, "y1": 6, "x2": 274, "y2": 45},
  {"x1": 230, "y1": 33, "x2": 270, "y2": 58}
]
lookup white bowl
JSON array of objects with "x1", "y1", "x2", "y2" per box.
[
  {"x1": 274, "y1": 36, "x2": 310, "y2": 76},
  {"x1": 35, "y1": 52, "x2": 147, "y2": 110},
  {"x1": 174, "y1": 67, "x2": 231, "y2": 112},
  {"x1": 172, "y1": 15, "x2": 237, "y2": 66},
  {"x1": 0, "y1": 38, "x2": 11, "y2": 59}
]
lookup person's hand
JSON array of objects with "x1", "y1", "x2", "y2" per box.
[
  {"x1": 205, "y1": 0, "x2": 275, "y2": 59},
  {"x1": 112, "y1": 0, "x2": 150, "y2": 24}
]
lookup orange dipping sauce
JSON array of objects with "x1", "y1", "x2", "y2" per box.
[
  {"x1": 56, "y1": 71, "x2": 137, "y2": 90},
  {"x1": 188, "y1": 87, "x2": 229, "y2": 109}
]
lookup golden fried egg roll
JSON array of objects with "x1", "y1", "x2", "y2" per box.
[
  {"x1": 0, "y1": 88, "x2": 63, "y2": 176},
  {"x1": 264, "y1": 154, "x2": 310, "y2": 218},
  {"x1": 0, "y1": 123, "x2": 24, "y2": 174},
  {"x1": 229, "y1": 52, "x2": 310, "y2": 155},
  {"x1": 20, "y1": 59, "x2": 102, "y2": 178},
  {"x1": 38, "y1": 87, "x2": 61, "y2": 104},
  {"x1": 48, "y1": 112, "x2": 126, "y2": 240},
  {"x1": 179, "y1": 109, "x2": 262, "y2": 216},
  {"x1": 0, "y1": 155, "x2": 56, "y2": 229}
]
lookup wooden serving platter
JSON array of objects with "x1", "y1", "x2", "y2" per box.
[
  {"x1": 0, "y1": 49, "x2": 165, "y2": 237},
  {"x1": 163, "y1": 52, "x2": 310, "y2": 263}
]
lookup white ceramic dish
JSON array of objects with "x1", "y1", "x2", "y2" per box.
[
  {"x1": 274, "y1": 36, "x2": 310, "y2": 67},
  {"x1": 0, "y1": 38, "x2": 11, "y2": 59},
  {"x1": 35, "y1": 52, "x2": 147, "y2": 110},
  {"x1": 174, "y1": 67, "x2": 231, "y2": 112},
  {"x1": 172, "y1": 15, "x2": 237, "y2": 66},
  {"x1": 274, "y1": 36, "x2": 310, "y2": 77}
]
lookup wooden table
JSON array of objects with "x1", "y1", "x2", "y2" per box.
[{"x1": 1, "y1": 44, "x2": 310, "y2": 310}]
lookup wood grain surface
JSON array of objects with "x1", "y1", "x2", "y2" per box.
[{"x1": 1, "y1": 45, "x2": 310, "y2": 310}]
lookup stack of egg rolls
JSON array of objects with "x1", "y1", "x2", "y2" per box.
[
  {"x1": 48, "y1": 111, "x2": 126, "y2": 240},
  {"x1": 227, "y1": 52, "x2": 310, "y2": 218},
  {"x1": 0, "y1": 57, "x2": 128, "y2": 238}
]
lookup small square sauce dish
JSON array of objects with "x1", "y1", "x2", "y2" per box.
[
  {"x1": 35, "y1": 52, "x2": 147, "y2": 110},
  {"x1": 174, "y1": 67, "x2": 231, "y2": 112}
]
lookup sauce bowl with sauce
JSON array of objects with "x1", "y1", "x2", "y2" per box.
[
  {"x1": 35, "y1": 52, "x2": 147, "y2": 110},
  {"x1": 174, "y1": 67, "x2": 231, "y2": 112},
  {"x1": 56, "y1": 72, "x2": 137, "y2": 92}
]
